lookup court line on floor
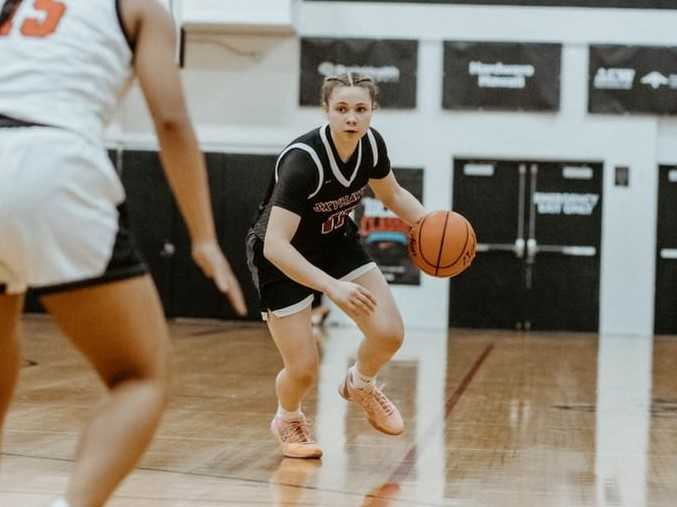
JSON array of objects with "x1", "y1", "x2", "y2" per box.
[
  {"x1": 0, "y1": 453, "x2": 449, "y2": 507},
  {"x1": 2, "y1": 344, "x2": 493, "y2": 506},
  {"x1": 387, "y1": 343, "x2": 495, "y2": 485}
]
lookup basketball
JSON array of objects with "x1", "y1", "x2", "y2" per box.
[{"x1": 408, "y1": 210, "x2": 477, "y2": 278}]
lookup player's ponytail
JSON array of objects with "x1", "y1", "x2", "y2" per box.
[{"x1": 0, "y1": 0, "x2": 23, "y2": 27}]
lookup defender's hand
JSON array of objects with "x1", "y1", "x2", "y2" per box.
[{"x1": 192, "y1": 241, "x2": 247, "y2": 316}]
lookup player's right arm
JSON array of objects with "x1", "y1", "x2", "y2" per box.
[
  {"x1": 263, "y1": 154, "x2": 376, "y2": 318},
  {"x1": 264, "y1": 207, "x2": 376, "y2": 318},
  {"x1": 121, "y1": 0, "x2": 246, "y2": 315}
]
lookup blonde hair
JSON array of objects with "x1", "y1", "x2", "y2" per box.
[{"x1": 321, "y1": 72, "x2": 379, "y2": 108}]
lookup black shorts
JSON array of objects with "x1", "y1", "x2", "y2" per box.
[
  {"x1": 0, "y1": 203, "x2": 147, "y2": 297},
  {"x1": 246, "y1": 225, "x2": 376, "y2": 320}
]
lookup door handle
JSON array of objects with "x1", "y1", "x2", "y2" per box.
[
  {"x1": 660, "y1": 248, "x2": 677, "y2": 259},
  {"x1": 477, "y1": 243, "x2": 518, "y2": 253},
  {"x1": 476, "y1": 240, "x2": 526, "y2": 258},
  {"x1": 536, "y1": 245, "x2": 597, "y2": 256},
  {"x1": 526, "y1": 165, "x2": 538, "y2": 263},
  {"x1": 526, "y1": 238, "x2": 537, "y2": 263},
  {"x1": 160, "y1": 241, "x2": 176, "y2": 258},
  {"x1": 517, "y1": 164, "x2": 527, "y2": 250}
]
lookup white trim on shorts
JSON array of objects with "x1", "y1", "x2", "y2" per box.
[
  {"x1": 261, "y1": 294, "x2": 314, "y2": 321},
  {"x1": 259, "y1": 263, "x2": 377, "y2": 321},
  {"x1": 0, "y1": 261, "x2": 21, "y2": 294},
  {"x1": 340, "y1": 262, "x2": 378, "y2": 282}
]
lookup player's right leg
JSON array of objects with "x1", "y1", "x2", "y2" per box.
[
  {"x1": 246, "y1": 233, "x2": 322, "y2": 458},
  {"x1": 0, "y1": 291, "x2": 23, "y2": 452},
  {"x1": 40, "y1": 275, "x2": 171, "y2": 507},
  {"x1": 266, "y1": 306, "x2": 322, "y2": 459},
  {"x1": 338, "y1": 267, "x2": 405, "y2": 436}
]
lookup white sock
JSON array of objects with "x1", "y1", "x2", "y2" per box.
[
  {"x1": 349, "y1": 364, "x2": 375, "y2": 389},
  {"x1": 276, "y1": 404, "x2": 303, "y2": 421},
  {"x1": 50, "y1": 499, "x2": 70, "y2": 507}
]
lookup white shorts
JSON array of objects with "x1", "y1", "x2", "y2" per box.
[{"x1": 0, "y1": 126, "x2": 144, "y2": 295}]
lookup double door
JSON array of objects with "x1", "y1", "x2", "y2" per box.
[
  {"x1": 655, "y1": 165, "x2": 677, "y2": 334},
  {"x1": 450, "y1": 159, "x2": 603, "y2": 331}
]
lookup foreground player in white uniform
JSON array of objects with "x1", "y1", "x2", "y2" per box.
[
  {"x1": 247, "y1": 74, "x2": 427, "y2": 458},
  {"x1": 0, "y1": 1, "x2": 246, "y2": 506}
]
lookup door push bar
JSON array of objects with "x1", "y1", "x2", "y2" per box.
[
  {"x1": 660, "y1": 248, "x2": 677, "y2": 259},
  {"x1": 529, "y1": 242, "x2": 597, "y2": 258},
  {"x1": 476, "y1": 239, "x2": 526, "y2": 258},
  {"x1": 476, "y1": 241, "x2": 596, "y2": 259}
]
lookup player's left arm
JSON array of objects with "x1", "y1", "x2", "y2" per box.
[{"x1": 369, "y1": 172, "x2": 427, "y2": 226}]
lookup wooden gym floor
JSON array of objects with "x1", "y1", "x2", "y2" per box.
[{"x1": 1, "y1": 316, "x2": 676, "y2": 506}]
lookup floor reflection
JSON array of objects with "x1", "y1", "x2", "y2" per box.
[
  {"x1": 5, "y1": 317, "x2": 677, "y2": 506},
  {"x1": 361, "y1": 482, "x2": 402, "y2": 506},
  {"x1": 270, "y1": 458, "x2": 321, "y2": 506},
  {"x1": 595, "y1": 334, "x2": 652, "y2": 507},
  {"x1": 314, "y1": 326, "x2": 449, "y2": 505}
]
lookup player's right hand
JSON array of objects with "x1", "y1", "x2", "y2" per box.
[
  {"x1": 191, "y1": 240, "x2": 248, "y2": 316},
  {"x1": 326, "y1": 280, "x2": 377, "y2": 320}
]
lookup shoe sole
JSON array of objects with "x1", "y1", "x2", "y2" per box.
[
  {"x1": 270, "y1": 424, "x2": 323, "y2": 459},
  {"x1": 338, "y1": 381, "x2": 404, "y2": 436}
]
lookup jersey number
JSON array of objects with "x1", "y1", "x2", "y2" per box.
[
  {"x1": 322, "y1": 207, "x2": 355, "y2": 235},
  {"x1": 0, "y1": 0, "x2": 66, "y2": 38}
]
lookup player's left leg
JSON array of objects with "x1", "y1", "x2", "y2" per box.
[
  {"x1": 0, "y1": 292, "x2": 23, "y2": 450},
  {"x1": 41, "y1": 275, "x2": 172, "y2": 507},
  {"x1": 340, "y1": 267, "x2": 405, "y2": 435},
  {"x1": 266, "y1": 306, "x2": 323, "y2": 459}
]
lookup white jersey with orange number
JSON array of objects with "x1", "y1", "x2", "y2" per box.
[{"x1": 0, "y1": 0, "x2": 133, "y2": 142}]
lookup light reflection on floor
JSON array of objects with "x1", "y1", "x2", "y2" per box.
[{"x1": 0, "y1": 317, "x2": 675, "y2": 506}]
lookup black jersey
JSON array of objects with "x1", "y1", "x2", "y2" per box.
[{"x1": 251, "y1": 124, "x2": 391, "y2": 253}]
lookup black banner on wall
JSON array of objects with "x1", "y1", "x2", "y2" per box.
[
  {"x1": 305, "y1": 0, "x2": 676, "y2": 8},
  {"x1": 443, "y1": 41, "x2": 561, "y2": 111},
  {"x1": 589, "y1": 45, "x2": 677, "y2": 115},
  {"x1": 355, "y1": 168, "x2": 423, "y2": 285},
  {"x1": 300, "y1": 38, "x2": 418, "y2": 109}
]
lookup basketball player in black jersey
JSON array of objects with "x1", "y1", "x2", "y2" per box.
[
  {"x1": 0, "y1": 1, "x2": 246, "y2": 506},
  {"x1": 247, "y1": 73, "x2": 427, "y2": 458}
]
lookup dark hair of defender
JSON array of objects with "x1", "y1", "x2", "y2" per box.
[{"x1": 0, "y1": 0, "x2": 23, "y2": 27}]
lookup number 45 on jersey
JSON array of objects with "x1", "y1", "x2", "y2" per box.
[{"x1": 0, "y1": 0, "x2": 66, "y2": 38}]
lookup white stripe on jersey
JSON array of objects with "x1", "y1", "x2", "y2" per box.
[
  {"x1": 366, "y1": 128, "x2": 378, "y2": 168},
  {"x1": 319, "y1": 124, "x2": 363, "y2": 188},
  {"x1": 274, "y1": 143, "x2": 325, "y2": 199},
  {"x1": 0, "y1": 0, "x2": 133, "y2": 143},
  {"x1": 274, "y1": 125, "x2": 380, "y2": 201}
]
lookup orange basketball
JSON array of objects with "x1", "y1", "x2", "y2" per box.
[{"x1": 408, "y1": 210, "x2": 477, "y2": 278}]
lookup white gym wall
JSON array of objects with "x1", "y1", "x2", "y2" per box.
[{"x1": 108, "y1": 1, "x2": 677, "y2": 334}]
